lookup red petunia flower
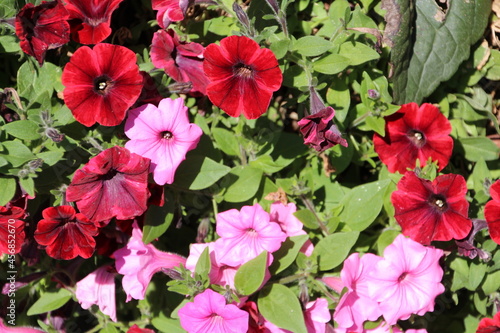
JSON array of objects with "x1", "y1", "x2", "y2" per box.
[
  {"x1": 203, "y1": 35, "x2": 283, "y2": 119},
  {"x1": 391, "y1": 171, "x2": 471, "y2": 245},
  {"x1": 476, "y1": 311, "x2": 500, "y2": 333},
  {"x1": 150, "y1": 29, "x2": 209, "y2": 95},
  {"x1": 34, "y1": 205, "x2": 98, "y2": 260},
  {"x1": 64, "y1": 0, "x2": 124, "y2": 44},
  {"x1": 15, "y1": 1, "x2": 70, "y2": 65},
  {"x1": 485, "y1": 179, "x2": 500, "y2": 245},
  {"x1": 373, "y1": 103, "x2": 453, "y2": 174},
  {"x1": 298, "y1": 107, "x2": 348, "y2": 152},
  {"x1": 62, "y1": 43, "x2": 143, "y2": 127},
  {"x1": 152, "y1": 0, "x2": 193, "y2": 28},
  {"x1": 66, "y1": 146, "x2": 151, "y2": 224},
  {"x1": 0, "y1": 206, "x2": 26, "y2": 255}
]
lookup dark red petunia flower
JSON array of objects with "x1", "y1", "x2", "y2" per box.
[
  {"x1": 15, "y1": 1, "x2": 70, "y2": 65},
  {"x1": 62, "y1": 43, "x2": 143, "y2": 127},
  {"x1": 132, "y1": 71, "x2": 163, "y2": 108},
  {"x1": 64, "y1": 0, "x2": 124, "y2": 44},
  {"x1": 373, "y1": 103, "x2": 453, "y2": 174},
  {"x1": 66, "y1": 146, "x2": 151, "y2": 224},
  {"x1": 476, "y1": 311, "x2": 500, "y2": 333},
  {"x1": 0, "y1": 206, "x2": 26, "y2": 255},
  {"x1": 203, "y1": 35, "x2": 283, "y2": 119},
  {"x1": 150, "y1": 29, "x2": 209, "y2": 95},
  {"x1": 485, "y1": 179, "x2": 500, "y2": 245},
  {"x1": 34, "y1": 205, "x2": 98, "y2": 260},
  {"x1": 391, "y1": 171, "x2": 471, "y2": 245},
  {"x1": 152, "y1": 0, "x2": 193, "y2": 28},
  {"x1": 127, "y1": 324, "x2": 155, "y2": 333},
  {"x1": 298, "y1": 107, "x2": 348, "y2": 152}
]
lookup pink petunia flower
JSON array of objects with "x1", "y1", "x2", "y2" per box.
[
  {"x1": 0, "y1": 319, "x2": 45, "y2": 332},
  {"x1": 34, "y1": 205, "x2": 98, "y2": 260},
  {"x1": 269, "y1": 201, "x2": 314, "y2": 256},
  {"x1": 15, "y1": 1, "x2": 70, "y2": 65},
  {"x1": 178, "y1": 288, "x2": 249, "y2": 333},
  {"x1": 304, "y1": 298, "x2": 331, "y2": 333},
  {"x1": 124, "y1": 97, "x2": 203, "y2": 185},
  {"x1": 373, "y1": 103, "x2": 453, "y2": 174},
  {"x1": 75, "y1": 265, "x2": 117, "y2": 322},
  {"x1": 114, "y1": 222, "x2": 186, "y2": 301},
  {"x1": 333, "y1": 253, "x2": 383, "y2": 332},
  {"x1": 214, "y1": 204, "x2": 287, "y2": 267},
  {"x1": 366, "y1": 234, "x2": 445, "y2": 325},
  {"x1": 64, "y1": 0, "x2": 125, "y2": 44},
  {"x1": 391, "y1": 171, "x2": 471, "y2": 245},
  {"x1": 152, "y1": 0, "x2": 193, "y2": 28},
  {"x1": 203, "y1": 35, "x2": 283, "y2": 119},
  {"x1": 298, "y1": 107, "x2": 348, "y2": 152},
  {"x1": 150, "y1": 29, "x2": 209, "y2": 95},
  {"x1": 66, "y1": 146, "x2": 151, "y2": 224},
  {"x1": 484, "y1": 179, "x2": 500, "y2": 245},
  {"x1": 62, "y1": 43, "x2": 143, "y2": 127}
]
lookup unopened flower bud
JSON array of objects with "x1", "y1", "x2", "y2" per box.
[
  {"x1": 45, "y1": 127, "x2": 64, "y2": 142},
  {"x1": 233, "y1": 2, "x2": 251, "y2": 31},
  {"x1": 167, "y1": 81, "x2": 193, "y2": 94},
  {"x1": 367, "y1": 89, "x2": 380, "y2": 100},
  {"x1": 264, "y1": 0, "x2": 280, "y2": 15},
  {"x1": 309, "y1": 87, "x2": 326, "y2": 115},
  {"x1": 162, "y1": 268, "x2": 183, "y2": 280},
  {"x1": 196, "y1": 217, "x2": 210, "y2": 243}
]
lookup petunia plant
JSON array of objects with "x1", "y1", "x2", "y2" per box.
[{"x1": 0, "y1": 0, "x2": 500, "y2": 332}]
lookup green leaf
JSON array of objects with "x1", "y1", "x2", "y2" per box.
[
  {"x1": 313, "y1": 54, "x2": 350, "y2": 75},
  {"x1": 99, "y1": 324, "x2": 119, "y2": 333},
  {"x1": 293, "y1": 36, "x2": 333, "y2": 57},
  {"x1": 235, "y1": 251, "x2": 268, "y2": 296},
  {"x1": 0, "y1": 177, "x2": 16, "y2": 206},
  {"x1": 482, "y1": 270, "x2": 500, "y2": 295},
  {"x1": 19, "y1": 177, "x2": 35, "y2": 197},
  {"x1": 312, "y1": 231, "x2": 359, "y2": 271},
  {"x1": 195, "y1": 247, "x2": 211, "y2": 277},
  {"x1": 326, "y1": 77, "x2": 350, "y2": 123},
  {"x1": 340, "y1": 179, "x2": 391, "y2": 231},
  {"x1": 390, "y1": 0, "x2": 491, "y2": 104},
  {"x1": 27, "y1": 289, "x2": 72, "y2": 316},
  {"x1": 223, "y1": 166, "x2": 263, "y2": 203},
  {"x1": 270, "y1": 132, "x2": 308, "y2": 168},
  {"x1": 0, "y1": 35, "x2": 21, "y2": 53},
  {"x1": 152, "y1": 316, "x2": 185, "y2": 333},
  {"x1": 293, "y1": 209, "x2": 319, "y2": 229},
  {"x1": 270, "y1": 235, "x2": 309, "y2": 274},
  {"x1": 212, "y1": 127, "x2": 240, "y2": 156},
  {"x1": 467, "y1": 262, "x2": 487, "y2": 291},
  {"x1": 173, "y1": 155, "x2": 231, "y2": 190},
  {"x1": 337, "y1": 41, "x2": 380, "y2": 66},
  {"x1": 36, "y1": 150, "x2": 64, "y2": 167},
  {"x1": 459, "y1": 137, "x2": 500, "y2": 162},
  {"x1": 3, "y1": 120, "x2": 41, "y2": 141},
  {"x1": 250, "y1": 155, "x2": 286, "y2": 173},
  {"x1": 142, "y1": 190, "x2": 174, "y2": 244},
  {"x1": 270, "y1": 38, "x2": 291, "y2": 59},
  {"x1": 1, "y1": 140, "x2": 36, "y2": 167},
  {"x1": 258, "y1": 284, "x2": 307, "y2": 333}
]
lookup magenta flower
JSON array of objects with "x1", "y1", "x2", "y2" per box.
[
  {"x1": 76, "y1": 265, "x2": 117, "y2": 322},
  {"x1": 391, "y1": 171, "x2": 471, "y2": 245},
  {"x1": 304, "y1": 298, "x2": 331, "y2": 333},
  {"x1": 150, "y1": 29, "x2": 209, "y2": 95},
  {"x1": 214, "y1": 204, "x2": 287, "y2": 267},
  {"x1": 152, "y1": 0, "x2": 193, "y2": 28},
  {"x1": 269, "y1": 201, "x2": 314, "y2": 256},
  {"x1": 366, "y1": 234, "x2": 445, "y2": 325},
  {"x1": 298, "y1": 107, "x2": 347, "y2": 152},
  {"x1": 124, "y1": 97, "x2": 202, "y2": 185},
  {"x1": 114, "y1": 222, "x2": 186, "y2": 301},
  {"x1": 66, "y1": 146, "x2": 150, "y2": 224},
  {"x1": 0, "y1": 319, "x2": 45, "y2": 332},
  {"x1": 333, "y1": 253, "x2": 383, "y2": 332},
  {"x1": 178, "y1": 289, "x2": 249, "y2": 333}
]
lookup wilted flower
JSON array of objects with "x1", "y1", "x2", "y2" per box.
[
  {"x1": 298, "y1": 107, "x2": 348, "y2": 152},
  {"x1": 66, "y1": 146, "x2": 150, "y2": 224},
  {"x1": 152, "y1": 0, "x2": 194, "y2": 28},
  {"x1": 15, "y1": 1, "x2": 70, "y2": 65}
]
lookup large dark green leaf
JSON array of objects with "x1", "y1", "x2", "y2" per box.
[{"x1": 387, "y1": 0, "x2": 490, "y2": 104}]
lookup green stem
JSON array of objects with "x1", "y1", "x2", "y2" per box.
[
  {"x1": 278, "y1": 273, "x2": 306, "y2": 285},
  {"x1": 300, "y1": 194, "x2": 330, "y2": 235}
]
